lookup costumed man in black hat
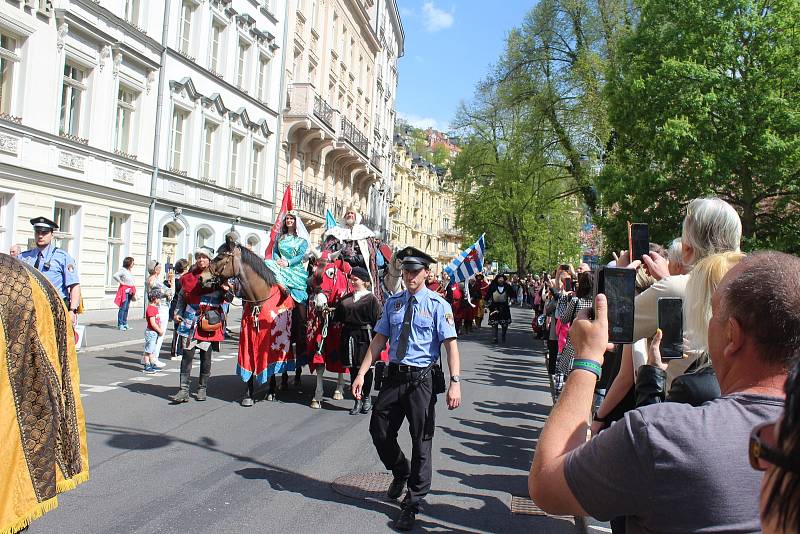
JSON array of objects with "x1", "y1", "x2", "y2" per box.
[
  {"x1": 352, "y1": 247, "x2": 462, "y2": 531},
  {"x1": 20, "y1": 217, "x2": 82, "y2": 324}
]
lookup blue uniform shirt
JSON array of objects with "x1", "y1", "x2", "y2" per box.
[
  {"x1": 20, "y1": 243, "x2": 80, "y2": 299},
  {"x1": 375, "y1": 286, "x2": 457, "y2": 367}
]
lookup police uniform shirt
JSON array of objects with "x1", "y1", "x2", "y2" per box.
[
  {"x1": 375, "y1": 286, "x2": 457, "y2": 367},
  {"x1": 20, "y1": 243, "x2": 80, "y2": 299}
]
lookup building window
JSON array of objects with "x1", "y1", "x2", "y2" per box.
[
  {"x1": 60, "y1": 63, "x2": 87, "y2": 136},
  {"x1": 124, "y1": 0, "x2": 140, "y2": 25},
  {"x1": 114, "y1": 87, "x2": 137, "y2": 153},
  {"x1": 236, "y1": 40, "x2": 249, "y2": 89},
  {"x1": 0, "y1": 193, "x2": 10, "y2": 250},
  {"x1": 106, "y1": 212, "x2": 128, "y2": 286},
  {"x1": 53, "y1": 203, "x2": 78, "y2": 256},
  {"x1": 201, "y1": 121, "x2": 218, "y2": 181},
  {"x1": 229, "y1": 134, "x2": 243, "y2": 189},
  {"x1": 257, "y1": 55, "x2": 270, "y2": 102},
  {"x1": 0, "y1": 32, "x2": 19, "y2": 115},
  {"x1": 178, "y1": 2, "x2": 194, "y2": 55},
  {"x1": 250, "y1": 143, "x2": 262, "y2": 195},
  {"x1": 169, "y1": 108, "x2": 188, "y2": 170},
  {"x1": 210, "y1": 22, "x2": 224, "y2": 73},
  {"x1": 196, "y1": 227, "x2": 213, "y2": 249}
]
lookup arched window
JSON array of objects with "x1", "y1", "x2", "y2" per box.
[{"x1": 196, "y1": 227, "x2": 214, "y2": 249}]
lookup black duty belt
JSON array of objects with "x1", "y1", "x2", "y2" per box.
[{"x1": 388, "y1": 363, "x2": 427, "y2": 374}]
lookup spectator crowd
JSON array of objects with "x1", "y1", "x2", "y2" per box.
[{"x1": 527, "y1": 197, "x2": 800, "y2": 534}]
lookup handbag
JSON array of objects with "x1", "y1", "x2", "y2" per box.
[{"x1": 199, "y1": 309, "x2": 223, "y2": 332}]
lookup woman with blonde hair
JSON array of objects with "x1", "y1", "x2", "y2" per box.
[{"x1": 635, "y1": 251, "x2": 747, "y2": 406}]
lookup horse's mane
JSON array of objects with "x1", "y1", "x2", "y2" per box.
[{"x1": 237, "y1": 245, "x2": 278, "y2": 286}]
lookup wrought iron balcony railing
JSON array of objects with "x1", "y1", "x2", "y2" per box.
[{"x1": 340, "y1": 117, "x2": 369, "y2": 156}]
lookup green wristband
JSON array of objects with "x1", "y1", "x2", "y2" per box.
[{"x1": 572, "y1": 359, "x2": 602, "y2": 380}]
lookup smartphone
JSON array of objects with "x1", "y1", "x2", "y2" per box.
[
  {"x1": 628, "y1": 222, "x2": 650, "y2": 261},
  {"x1": 594, "y1": 266, "x2": 636, "y2": 343},
  {"x1": 657, "y1": 297, "x2": 684, "y2": 359},
  {"x1": 563, "y1": 278, "x2": 573, "y2": 292}
]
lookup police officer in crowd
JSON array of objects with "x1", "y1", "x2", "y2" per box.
[
  {"x1": 20, "y1": 216, "x2": 81, "y2": 324},
  {"x1": 352, "y1": 246, "x2": 462, "y2": 531}
]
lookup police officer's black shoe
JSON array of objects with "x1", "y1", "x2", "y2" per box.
[
  {"x1": 393, "y1": 506, "x2": 416, "y2": 531},
  {"x1": 387, "y1": 476, "x2": 408, "y2": 500}
]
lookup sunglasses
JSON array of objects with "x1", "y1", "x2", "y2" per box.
[{"x1": 749, "y1": 420, "x2": 799, "y2": 473}]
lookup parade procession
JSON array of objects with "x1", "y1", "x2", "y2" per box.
[{"x1": 3, "y1": 0, "x2": 800, "y2": 533}]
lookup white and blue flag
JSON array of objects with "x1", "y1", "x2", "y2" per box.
[{"x1": 444, "y1": 234, "x2": 486, "y2": 284}]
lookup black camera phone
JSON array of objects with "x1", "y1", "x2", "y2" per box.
[
  {"x1": 657, "y1": 297, "x2": 684, "y2": 360},
  {"x1": 629, "y1": 223, "x2": 650, "y2": 262},
  {"x1": 594, "y1": 266, "x2": 636, "y2": 343},
  {"x1": 563, "y1": 278, "x2": 573, "y2": 292}
]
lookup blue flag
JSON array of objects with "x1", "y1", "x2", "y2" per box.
[
  {"x1": 444, "y1": 234, "x2": 486, "y2": 284},
  {"x1": 325, "y1": 209, "x2": 337, "y2": 230}
]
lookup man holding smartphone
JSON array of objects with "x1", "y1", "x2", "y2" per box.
[{"x1": 529, "y1": 253, "x2": 794, "y2": 533}]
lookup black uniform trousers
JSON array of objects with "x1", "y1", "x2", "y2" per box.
[{"x1": 369, "y1": 368, "x2": 436, "y2": 510}]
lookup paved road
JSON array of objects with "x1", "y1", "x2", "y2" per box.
[{"x1": 31, "y1": 307, "x2": 582, "y2": 534}]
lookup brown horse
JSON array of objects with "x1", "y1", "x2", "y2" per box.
[{"x1": 207, "y1": 233, "x2": 295, "y2": 405}]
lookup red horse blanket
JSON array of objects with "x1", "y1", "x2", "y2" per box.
[{"x1": 237, "y1": 286, "x2": 296, "y2": 384}]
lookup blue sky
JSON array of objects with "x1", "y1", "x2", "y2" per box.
[{"x1": 395, "y1": 1, "x2": 535, "y2": 133}]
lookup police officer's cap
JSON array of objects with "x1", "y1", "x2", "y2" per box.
[
  {"x1": 397, "y1": 247, "x2": 435, "y2": 271},
  {"x1": 30, "y1": 216, "x2": 59, "y2": 232}
]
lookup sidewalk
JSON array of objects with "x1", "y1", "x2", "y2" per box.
[{"x1": 77, "y1": 304, "x2": 243, "y2": 354}]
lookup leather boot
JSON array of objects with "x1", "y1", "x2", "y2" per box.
[
  {"x1": 195, "y1": 373, "x2": 209, "y2": 401},
  {"x1": 349, "y1": 399, "x2": 363, "y2": 415},
  {"x1": 170, "y1": 373, "x2": 190, "y2": 403},
  {"x1": 360, "y1": 396, "x2": 372, "y2": 413}
]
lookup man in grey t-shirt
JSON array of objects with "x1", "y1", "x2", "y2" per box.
[{"x1": 529, "y1": 252, "x2": 798, "y2": 533}]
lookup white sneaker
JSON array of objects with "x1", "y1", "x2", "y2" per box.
[
  {"x1": 171, "y1": 355, "x2": 182, "y2": 361},
  {"x1": 153, "y1": 360, "x2": 167, "y2": 368}
]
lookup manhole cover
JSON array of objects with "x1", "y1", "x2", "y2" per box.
[
  {"x1": 510, "y1": 495, "x2": 547, "y2": 516},
  {"x1": 331, "y1": 472, "x2": 394, "y2": 501}
]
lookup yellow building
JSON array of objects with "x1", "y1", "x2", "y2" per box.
[{"x1": 389, "y1": 136, "x2": 461, "y2": 274}]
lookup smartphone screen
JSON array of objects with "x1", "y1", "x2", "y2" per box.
[
  {"x1": 564, "y1": 278, "x2": 573, "y2": 292},
  {"x1": 630, "y1": 223, "x2": 649, "y2": 261},
  {"x1": 657, "y1": 297, "x2": 684, "y2": 359},
  {"x1": 595, "y1": 266, "x2": 636, "y2": 343}
]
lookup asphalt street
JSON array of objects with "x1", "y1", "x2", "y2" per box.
[{"x1": 30, "y1": 307, "x2": 589, "y2": 534}]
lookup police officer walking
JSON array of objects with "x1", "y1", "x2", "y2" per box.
[
  {"x1": 352, "y1": 246, "x2": 461, "y2": 531},
  {"x1": 20, "y1": 217, "x2": 82, "y2": 324}
]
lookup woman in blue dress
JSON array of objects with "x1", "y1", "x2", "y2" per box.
[{"x1": 264, "y1": 210, "x2": 310, "y2": 392}]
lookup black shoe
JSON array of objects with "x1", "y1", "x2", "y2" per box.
[
  {"x1": 394, "y1": 506, "x2": 416, "y2": 531},
  {"x1": 361, "y1": 397, "x2": 372, "y2": 413},
  {"x1": 387, "y1": 476, "x2": 408, "y2": 500},
  {"x1": 349, "y1": 400, "x2": 363, "y2": 415}
]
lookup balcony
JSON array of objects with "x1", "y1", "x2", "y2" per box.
[
  {"x1": 285, "y1": 83, "x2": 338, "y2": 135},
  {"x1": 293, "y1": 182, "x2": 327, "y2": 218},
  {"x1": 439, "y1": 226, "x2": 461, "y2": 239},
  {"x1": 313, "y1": 93, "x2": 335, "y2": 130},
  {"x1": 340, "y1": 117, "x2": 368, "y2": 156},
  {"x1": 370, "y1": 149, "x2": 381, "y2": 169}
]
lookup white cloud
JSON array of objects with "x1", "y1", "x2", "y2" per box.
[
  {"x1": 398, "y1": 112, "x2": 440, "y2": 130},
  {"x1": 399, "y1": 6, "x2": 414, "y2": 18},
  {"x1": 421, "y1": 2, "x2": 454, "y2": 32}
]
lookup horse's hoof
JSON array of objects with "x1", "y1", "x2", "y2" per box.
[
  {"x1": 310, "y1": 399, "x2": 321, "y2": 409},
  {"x1": 266, "y1": 393, "x2": 276, "y2": 401},
  {"x1": 332, "y1": 390, "x2": 344, "y2": 401}
]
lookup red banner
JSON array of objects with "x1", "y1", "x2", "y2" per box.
[{"x1": 265, "y1": 185, "x2": 293, "y2": 259}]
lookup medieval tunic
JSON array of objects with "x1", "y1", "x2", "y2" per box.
[
  {"x1": 334, "y1": 289, "x2": 382, "y2": 368},
  {"x1": 264, "y1": 234, "x2": 308, "y2": 304},
  {"x1": 487, "y1": 284, "x2": 513, "y2": 326}
]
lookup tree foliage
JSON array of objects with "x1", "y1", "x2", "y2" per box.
[{"x1": 597, "y1": 0, "x2": 800, "y2": 252}]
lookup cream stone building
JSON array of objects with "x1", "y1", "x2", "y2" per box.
[
  {"x1": 390, "y1": 133, "x2": 461, "y2": 274},
  {"x1": 278, "y1": 0, "x2": 402, "y2": 244}
]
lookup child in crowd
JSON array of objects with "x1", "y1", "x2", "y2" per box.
[{"x1": 143, "y1": 289, "x2": 164, "y2": 373}]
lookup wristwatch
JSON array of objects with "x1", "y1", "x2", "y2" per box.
[{"x1": 450, "y1": 375, "x2": 461, "y2": 383}]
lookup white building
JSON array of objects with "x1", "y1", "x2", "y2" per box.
[
  {"x1": 0, "y1": 0, "x2": 162, "y2": 310},
  {"x1": 0, "y1": 0, "x2": 287, "y2": 310},
  {"x1": 150, "y1": 0, "x2": 287, "y2": 268}
]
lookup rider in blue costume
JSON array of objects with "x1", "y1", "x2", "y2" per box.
[{"x1": 263, "y1": 210, "x2": 311, "y2": 394}]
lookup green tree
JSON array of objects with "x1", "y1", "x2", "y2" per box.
[
  {"x1": 450, "y1": 82, "x2": 582, "y2": 275},
  {"x1": 597, "y1": 0, "x2": 800, "y2": 252},
  {"x1": 430, "y1": 144, "x2": 449, "y2": 166}
]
